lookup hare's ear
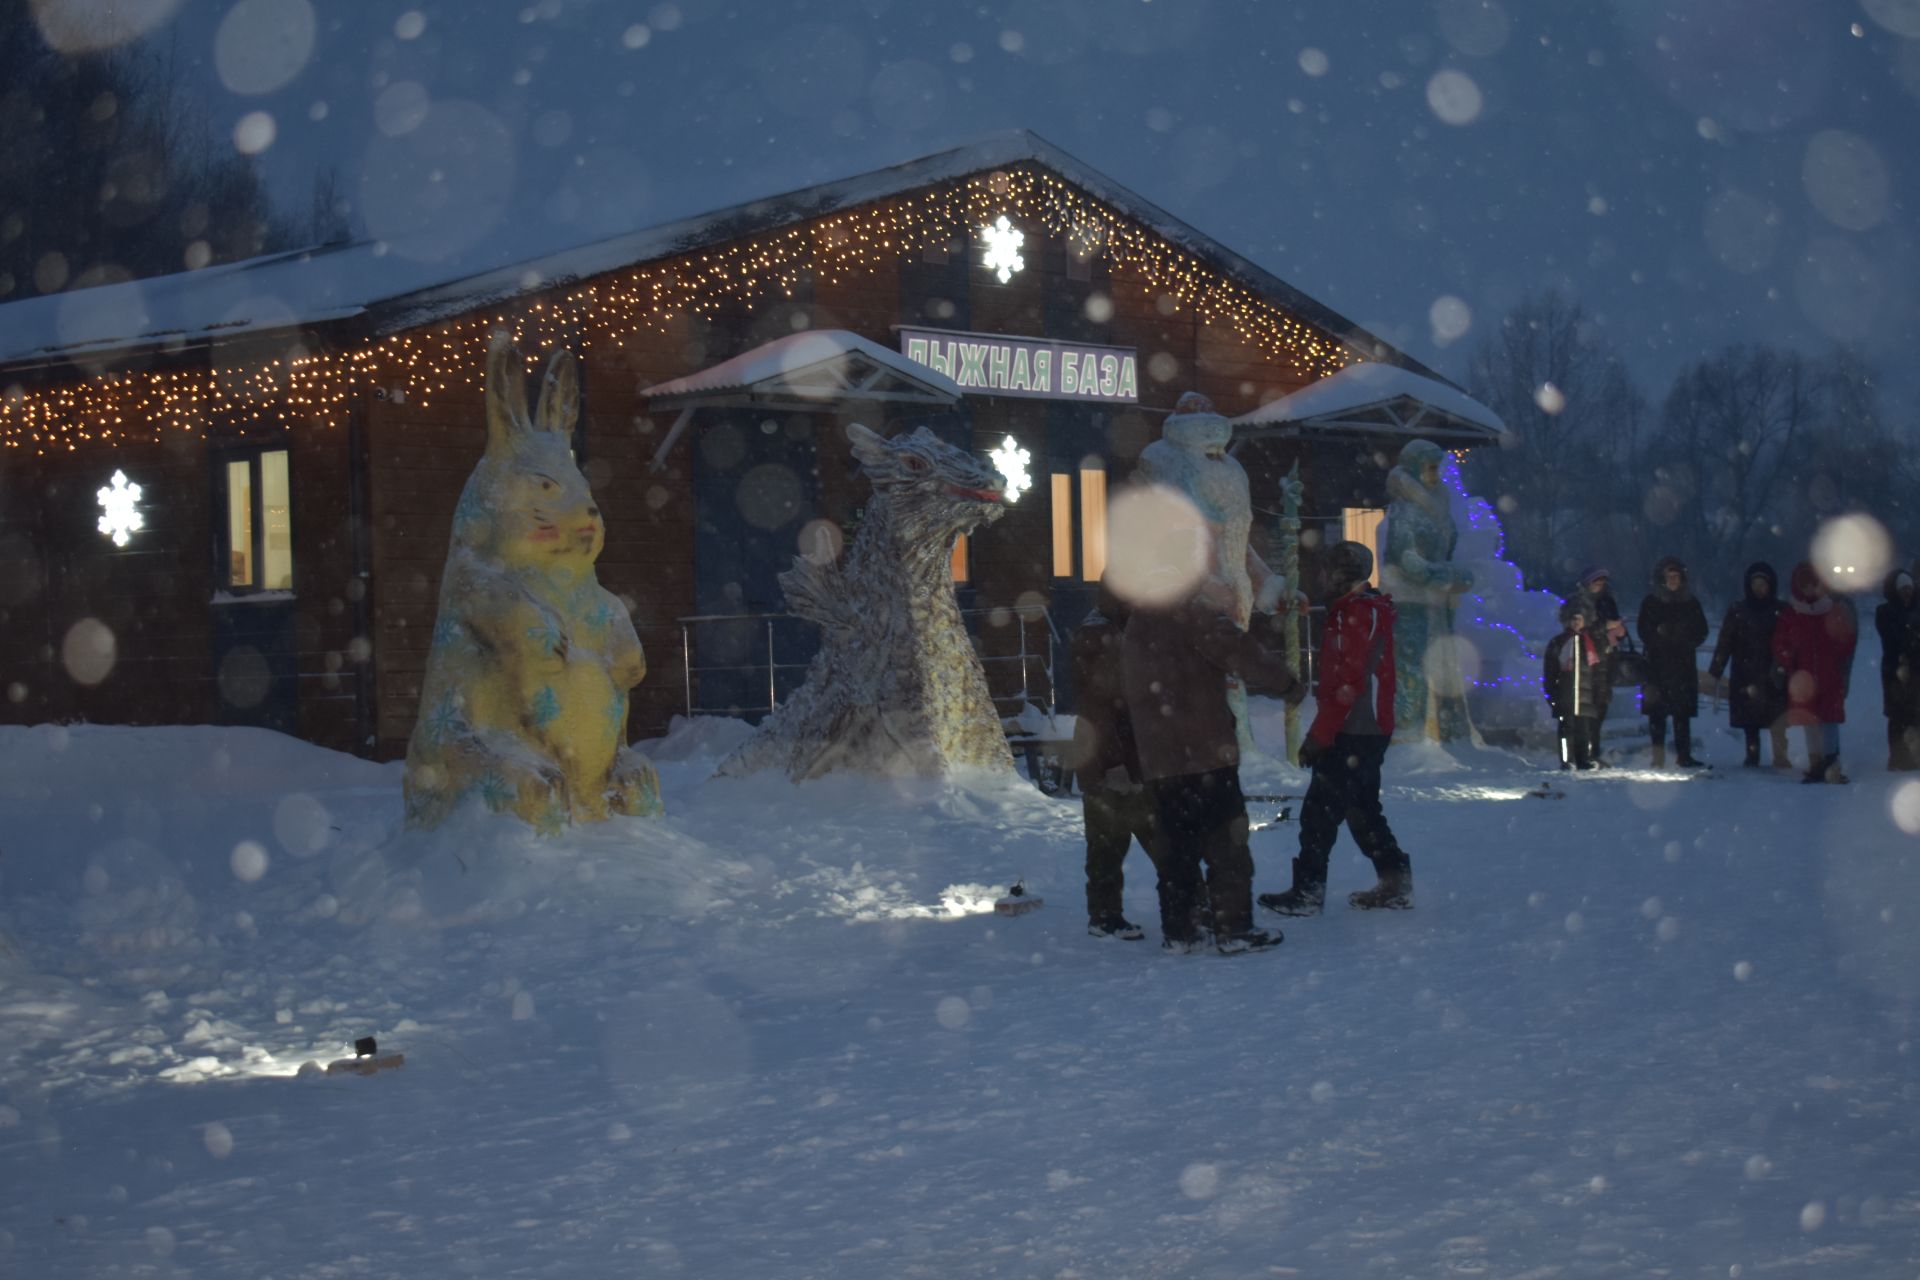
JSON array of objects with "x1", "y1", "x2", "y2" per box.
[
  {"x1": 533, "y1": 348, "x2": 579, "y2": 437},
  {"x1": 845, "y1": 422, "x2": 891, "y2": 468},
  {"x1": 485, "y1": 331, "x2": 532, "y2": 453}
]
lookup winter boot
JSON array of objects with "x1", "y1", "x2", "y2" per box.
[
  {"x1": 1742, "y1": 739, "x2": 1761, "y2": 768},
  {"x1": 1088, "y1": 915, "x2": 1146, "y2": 941},
  {"x1": 1649, "y1": 742, "x2": 1667, "y2": 769},
  {"x1": 1800, "y1": 761, "x2": 1827, "y2": 784},
  {"x1": 1214, "y1": 926, "x2": 1283, "y2": 955},
  {"x1": 1257, "y1": 858, "x2": 1327, "y2": 917},
  {"x1": 1349, "y1": 866, "x2": 1414, "y2": 911},
  {"x1": 1675, "y1": 722, "x2": 1704, "y2": 768},
  {"x1": 1160, "y1": 934, "x2": 1206, "y2": 955},
  {"x1": 1823, "y1": 755, "x2": 1850, "y2": 785}
]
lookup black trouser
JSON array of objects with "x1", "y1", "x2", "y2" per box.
[
  {"x1": 1297, "y1": 734, "x2": 1407, "y2": 885},
  {"x1": 1890, "y1": 710, "x2": 1920, "y2": 772},
  {"x1": 1148, "y1": 767, "x2": 1254, "y2": 942},
  {"x1": 1559, "y1": 716, "x2": 1598, "y2": 767},
  {"x1": 1082, "y1": 784, "x2": 1164, "y2": 921},
  {"x1": 1741, "y1": 723, "x2": 1791, "y2": 766},
  {"x1": 1649, "y1": 713, "x2": 1692, "y2": 759}
]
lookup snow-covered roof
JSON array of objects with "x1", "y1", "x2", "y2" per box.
[
  {"x1": 640, "y1": 330, "x2": 961, "y2": 409},
  {"x1": 1231, "y1": 363, "x2": 1506, "y2": 444},
  {"x1": 0, "y1": 131, "x2": 1442, "y2": 385}
]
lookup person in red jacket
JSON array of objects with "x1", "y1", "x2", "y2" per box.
[
  {"x1": 1259, "y1": 541, "x2": 1412, "y2": 915},
  {"x1": 1773, "y1": 561, "x2": 1858, "y2": 784}
]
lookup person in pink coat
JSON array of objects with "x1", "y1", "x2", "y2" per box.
[{"x1": 1773, "y1": 561, "x2": 1858, "y2": 784}]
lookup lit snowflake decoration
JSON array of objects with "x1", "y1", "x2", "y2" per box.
[
  {"x1": 981, "y1": 214, "x2": 1026, "y2": 284},
  {"x1": 988, "y1": 434, "x2": 1032, "y2": 504},
  {"x1": 96, "y1": 469, "x2": 144, "y2": 547}
]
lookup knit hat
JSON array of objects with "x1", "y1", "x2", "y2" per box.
[
  {"x1": 1326, "y1": 541, "x2": 1374, "y2": 593},
  {"x1": 1558, "y1": 601, "x2": 1582, "y2": 625},
  {"x1": 1578, "y1": 566, "x2": 1610, "y2": 589}
]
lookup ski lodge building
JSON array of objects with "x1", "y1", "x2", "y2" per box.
[{"x1": 0, "y1": 132, "x2": 1504, "y2": 757}]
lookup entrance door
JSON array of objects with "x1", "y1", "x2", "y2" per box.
[
  {"x1": 210, "y1": 446, "x2": 298, "y2": 731},
  {"x1": 690, "y1": 412, "x2": 821, "y2": 719}
]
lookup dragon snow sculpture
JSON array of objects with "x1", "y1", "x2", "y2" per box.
[
  {"x1": 404, "y1": 333, "x2": 662, "y2": 832},
  {"x1": 719, "y1": 423, "x2": 1016, "y2": 781}
]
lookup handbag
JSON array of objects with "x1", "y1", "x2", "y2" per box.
[{"x1": 1609, "y1": 634, "x2": 1650, "y2": 687}]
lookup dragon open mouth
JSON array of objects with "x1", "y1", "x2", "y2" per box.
[{"x1": 946, "y1": 484, "x2": 1005, "y2": 503}]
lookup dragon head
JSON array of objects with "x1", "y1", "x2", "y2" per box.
[{"x1": 847, "y1": 423, "x2": 1008, "y2": 536}]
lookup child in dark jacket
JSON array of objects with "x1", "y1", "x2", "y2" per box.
[{"x1": 1545, "y1": 602, "x2": 1604, "y2": 770}]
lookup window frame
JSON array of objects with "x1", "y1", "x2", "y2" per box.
[{"x1": 211, "y1": 443, "x2": 297, "y2": 599}]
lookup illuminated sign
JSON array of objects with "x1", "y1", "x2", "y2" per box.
[{"x1": 900, "y1": 327, "x2": 1138, "y2": 404}]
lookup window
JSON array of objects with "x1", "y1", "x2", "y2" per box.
[
  {"x1": 1051, "y1": 473, "x2": 1073, "y2": 577},
  {"x1": 950, "y1": 533, "x2": 970, "y2": 584},
  {"x1": 1341, "y1": 506, "x2": 1385, "y2": 586},
  {"x1": 219, "y1": 448, "x2": 294, "y2": 592},
  {"x1": 1078, "y1": 462, "x2": 1107, "y2": 582}
]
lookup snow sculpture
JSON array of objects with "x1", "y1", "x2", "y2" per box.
[
  {"x1": 719, "y1": 423, "x2": 1015, "y2": 780},
  {"x1": 1442, "y1": 460, "x2": 1563, "y2": 737},
  {"x1": 1133, "y1": 391, "x2": 1286, "y2": 758},
  {"x1": 1382, "y1": 438, "x2": 1475, "y2": 742},
  {"x1": 404, "y1": 333, "x2": 662, "y2": 833}
]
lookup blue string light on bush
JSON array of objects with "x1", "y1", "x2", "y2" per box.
[{"x1": 1441, "y1": 459, "x2": 1564, "y2": 695}]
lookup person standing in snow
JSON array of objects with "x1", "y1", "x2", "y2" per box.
[
  {"x1": 1636, "y1": 557, "x2": 1711, "y2": 768},
  {"x1": 1543, "y1": 602, "x2": 1604, "y2": 770},
  {"x1": 1068, "y1": 579, "x2": 1165, "y2": 940},
  {"x1": 1875, "y1": 569, "x2": 1920, "y2": 772},
  {"x1": 1707, "y1": 562, "x2": 1791, "y2": 769},
  {"x1": 1773, "y1": 562, "x2": 1857, "y2": 784},
  {"x1": 1570, "y1": 567, "x2": 1626, "y2": 766},
  {"x1": 1258, "y1": 542, "x2": 1412, "y2": 915},
  {"x1": 1123, "y1": 574, "x2": 1304, "y2": 954}
]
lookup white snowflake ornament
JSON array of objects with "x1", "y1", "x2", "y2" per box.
[
  {"x1": 96, "y1": 469, "x2": 144, "y2": 547},
  {"x1": 981, "y1": 215, "x2": 1026, "y2": 284},
  {"x1": 988, "y1": 434, "x2": 1032, "y2": 503}
]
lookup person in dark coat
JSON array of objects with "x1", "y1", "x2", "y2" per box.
[
  {"x1": 1066, "y1": 579, "x2": 1164, "y2": 940},
  {"x1": 1707, "y1": 561, "x2": 1791, "y2": 769},
  {"x1": 1570, "y1": 567, "x2": 1626, "y2": 765},
  {"x1": 1774, "y1": 561, "x2": 1858, "y2": 784},
  {"x1": 1123, "y1": 574, "x2": 1304, "y2": 954},
  {"x1": 1875, "y1": 569, "x2": 1920, "y2": 771},
  {"x1": 1636, "y1": 557, "x2": 1711, "y2": 768},
  {"x1": 1544, "y1": 602, "x2": 1605, "y2": 770},
  {"x1": 1258, "y1": 542, "x2": 1411, "y2": 916}
]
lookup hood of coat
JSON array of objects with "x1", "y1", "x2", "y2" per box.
[
  {"x1": 1650, "y1": 556, "x2": 1692, "y2": 602},
  {"x1": 1789, "y1": 561, "x2": 1832, "y2": 612},
  {"x1": 1743, "y1": 561, "x2": 1779, "y2": 606},
  {"x1": 1886, "y1": 569, "x2": 1916, "y2": 605}
]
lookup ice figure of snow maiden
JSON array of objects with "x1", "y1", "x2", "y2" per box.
[
  {"x1": 719, "y1": 423, "x2": 1015, "y2": 780},
  {"x1": 404, "y1": 334, "x2": 662, "y2": 832},
  {"x1": 1133, "y1": 391, "x2": 1289, "y2": 759},
  {"x1": 1381, "y1": 438, "x2": 1474, "y2": 742}
]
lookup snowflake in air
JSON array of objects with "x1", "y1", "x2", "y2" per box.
[
  {"x1": 96, "y1": 470, "x2": 144, "y2": 546},
  {"x1": 981, "y1": 215, "x2": 1026, "y2": 284},
  {"x1": 988, "y1": 435, "x2": 1032, "y2": 504}
]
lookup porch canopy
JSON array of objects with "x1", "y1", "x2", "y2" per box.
[
  {"x1": 1230, "y1": 362, "x2": 1506, "y2": 446},
  {"x1": 642, "y1": 329, "x2": 962, "y2": 471}
]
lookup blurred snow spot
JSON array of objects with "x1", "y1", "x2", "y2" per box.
[
  {"x1": 1656, "y1": 916, "x2": 1681, "y2": 943},
  {"x1": 511, "y1": 990, "x2": 535, "y2": 1020},
  {"x1": 949, "y1": 41, "x2": 973, "y2": 63},
  {"x1": 1802, "y1": 130, "x2": 1891, "y2": 231},
  {"x1": 273, "y1": 793, "x2": 333, "y2": 858},
  {"x1": 1734, "y1": 960, "x2": 1754, "y2": 981},
  {"x1": 1429, "y1": 294, "x2": 1471, "y2": 346},
  {"x1": 649, "y1": 3, "x2": 681, "y2": 30},
  {"x1": 1046, "y1": 1168, "x2": 1085, "y2": 1190},
  {"x1": 1589, "y1": 1175, "x2": 1608, "y2": 1193},
  {"x1": 1103, "y1": 484, "x2": 1209, "y2": 608},
  {"x1": 230, "y1": 841, "x2": 269, "y2": 883},
  {"x1": 1744, "y1": 1154, "x2": 1771, "y2": 1179},
  {"x1": 607, "y1": 1122, "x2": 632, "y2": 1142},
  {"x1": 202, "y1": 1121, "x2": 234, "y2": 1158},
  {"x1": 1298, "y1": 48, "x2": 1329, "y2": 76},
  {"x1": 215, "y1": 0, "x2": 315, "y2": 96},
  {"x1": 145, "y1": 1226, "x2": 176, "y2": 1257},
  {"x1": 1426, "y1": 69, "x2": 1483, "y2": 125},
  {"x1": 374, "y1": 82, "x2": 431, "y2": 138},
  {"x1": 359, "y1": 100, "x2": 515, "y2": 262},
  {"x1": 1527, "y1": 891, "x2": 1546, "y2": 908},
  {"x1": 999, "y1": 29, "x2": 1025, "y2": 53},
  {"x1": 1532, "y1": 382, "x2": 1565, "y2": 414},
  {"x1": 1437, "y1": 0, "x2": 1510, "y2": 56},
  {"x1": 1639, "y1": 897, "x2": 1662, "y2": 920},
  {"x1": 622, "y1": 23, "x2": 651, "y2": 49},
  {"x1": 31, "y1": 0, "x2": 180, "y2": 52},
  {"x1": 1310, "y1": 1080, "x2": 1334, "y2": 1103},
  {"x1": 1425, "y1": 634, "x2": 1480, "y2": 689},
  {"x1": 1179, "y1": 1162, "x2": 1221, "y2": 1198},
  {"x1": 1084, "y1": 293, "x2": 1114, "y2": 323},
  {"x1": 1800, "y1": 1200, "x2": 1826, "y2": 1231},
  {"x1": 1563, "y1": 912, "x2": 1584, "y2": 934},
  {"x1": 233, "y1": 111, "x2": 277, "y2": 156},
  {"x1": 1890, "y1": 781, "x2": 1920, "y2": 834},
  {"x1": 61, "y1": 618, "x2": 115, "y2": 685},
  {"x1": 935, "y1": 995, "x2": 970, "y2": 1029},
  {"x1": 1862, "y1": 0, "x2": 1920, "y2": 38},
  {"x1": 394, "y1": 9, "x2": 426, "y2": 39},
  {"x1": 1811, "y1": 514, "x2": 1891, "y2": 593}
]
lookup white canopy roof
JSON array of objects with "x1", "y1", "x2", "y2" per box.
[
  {"x1": 1231, "y1": 362, "x2": 1506, "y2": 444},
  {"x1": 640, "y1": 329, "x2": 961, "y2": 410}
]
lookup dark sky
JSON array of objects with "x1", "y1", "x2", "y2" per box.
[{"x1": 106, "y1": 0, "x2": 1920, "y2": 419}]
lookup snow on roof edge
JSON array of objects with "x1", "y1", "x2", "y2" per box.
[
  {"x1": 639, "y1": 329, "x2": 961, "y2": 402},
  {"x1": 1232, "y1": 363, "x2": 1507, "y2": 438}
]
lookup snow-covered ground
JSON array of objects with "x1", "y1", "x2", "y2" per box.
[{"x1": 4, "y1": 680, "x2": 1920, "y2": 1278}]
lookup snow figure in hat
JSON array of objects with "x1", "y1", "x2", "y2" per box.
[
  {"x1": 403, "y1": 333, "x2": 662, "y2": 833},
  {"x1": 1133, "y1": 391, "x2": 1292, "y2": 761},
  {"x1": 1381, "y1": 438, "x2": 1474, "y2": 742}
]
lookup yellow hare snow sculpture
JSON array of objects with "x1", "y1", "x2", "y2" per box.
[{"x1": 404, "y1": 334, "x2": 662, "y2": 832}]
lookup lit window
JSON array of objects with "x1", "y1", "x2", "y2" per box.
[
  {"x1": 1341, "y1": 507, "x2": 1385, "y2": 586},
  {"x1": 1078, "y1": 462, "x2": 1107, "y2": 582},
  {"x1": 1051, "y1": 473, "x2": 1073, "y2": 578},
  {"x1": 951, "y1": 533, "x2": 970, "y2": 584},
  {"x1": 220, "y1": 449, "x2": 294, "y2": 592}
]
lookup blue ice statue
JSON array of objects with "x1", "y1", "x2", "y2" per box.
[{"x1": 1382, "y1": 439, "x2": 1474, "y2": 742}]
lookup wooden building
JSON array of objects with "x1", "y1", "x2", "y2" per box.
[{"x1": 0, "y1": 132, "x2": 1501, "y2": 759}]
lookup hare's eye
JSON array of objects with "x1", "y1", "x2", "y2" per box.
[{"x1": 535, "y1": 475, "x2": 558, "y2": 492}]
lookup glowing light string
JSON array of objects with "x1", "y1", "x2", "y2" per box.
[{"x1": 1442, "y1": 459, "x2": 1565, "y2": 694}]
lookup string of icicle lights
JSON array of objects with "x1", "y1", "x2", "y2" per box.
[{"x1": 0, "y1": 166, "x2": 1356, "y2": 454}]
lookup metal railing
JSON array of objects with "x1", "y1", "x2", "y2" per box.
[{"x1": 674, "y1": 605, "x2": 1062, "y2": 723}]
